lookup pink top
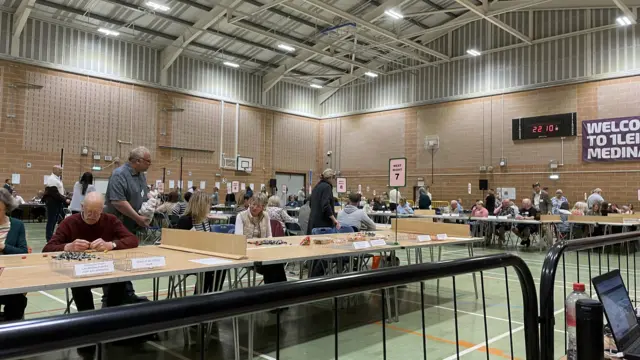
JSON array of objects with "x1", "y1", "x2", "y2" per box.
[{"x1": 472, "y1": 207, "x2": 489, "y2": 217}]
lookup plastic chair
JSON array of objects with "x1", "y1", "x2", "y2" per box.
[
  {"x1": 312, "y1": 227, "x2": 337, "y2": 235},
  {"x1": 270, "y1": 220, "x2": 285, "y2": 237},
  {"x1": 138, "y1": 213, "x2": 163, "y2": 245},
  {"x1": 228, "y1": 215, "x2": 237, "y2": 225},
  {"x1": 338, "y1": 226, "x2": 355, "y2": 233},
  {"x1": 213, "y1": 224, "x2": 235, "y2": 234},
  {"x1": 168, "y1": 215, "x2": 180, "y2": 227},
  {"x1": 284, "y1": 222, "x2": 302, "y2": 236}
]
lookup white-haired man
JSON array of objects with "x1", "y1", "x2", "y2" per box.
[
  {"x1": 449, "y1": 200, "x2": 463, "y2": 215},
  {"x1": 513, "y1": 198, "x2": 538, "y2": 247},
  {"x1": 44, "y1": 192, "x2": 139, "y2": 359},
  {"x1": 587, "y1": 188, "x2": 604, "y2": 210}
]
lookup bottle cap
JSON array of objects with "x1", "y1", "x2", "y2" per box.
[{"x1": 573, "y1": 283, "x2": 585, "y2": 292}]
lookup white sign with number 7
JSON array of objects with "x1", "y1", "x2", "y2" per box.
[{"x1": 388, "y1": 158, "x2": 406, "y2": 187}]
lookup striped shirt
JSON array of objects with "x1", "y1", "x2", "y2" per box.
[
  {"x1": 172, "y1": 202, "x2": 187, "y2": 216},
  {"x1": 192, "y1": 221, "x2": 211, "y2": 232},
  {"x1": 0, "y1": 220, "x2": 9, "y2": 246}
]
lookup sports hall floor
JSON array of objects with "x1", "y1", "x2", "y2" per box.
[{"x1": 20, "y1": 222, "x2": 589, "y2": 360}]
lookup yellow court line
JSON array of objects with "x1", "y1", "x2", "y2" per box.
[{"x1": 374, "y1": 321, "x2": 521, "y2": 360}]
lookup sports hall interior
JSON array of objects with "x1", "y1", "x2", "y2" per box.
[{"x1": 0, "y1": 0, "x2": 640, "y2": 359}]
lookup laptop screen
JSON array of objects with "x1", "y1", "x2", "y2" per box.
[{"x1": 595, "y1": 272, "x2": 638, "y2": 341}]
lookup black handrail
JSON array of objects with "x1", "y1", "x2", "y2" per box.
[
  {"x1": 539, "y1": 231, "x2": 640, "y2": 360},
  {"x1": 0, "y1": 253, "x2": 540, "y2": 360}
]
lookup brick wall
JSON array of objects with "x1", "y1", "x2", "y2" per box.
[
  {"x1": 3, "y1": 57, "x2": 640, "y2": 208},
  {"x1": 0, "y1": 60, "x2": 323, "y2": 200},
  {"x1": 325, "y1": 78, "x2": 640, "y2": 208}
]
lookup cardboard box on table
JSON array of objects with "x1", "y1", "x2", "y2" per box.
[
  {"x1": 159, "y1": 228, "x2": 247, "y2": 259},
  {"x1": 390, "y1": 218, "x2": 470, "y2": 237}
]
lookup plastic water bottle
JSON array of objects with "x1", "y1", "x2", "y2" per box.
[{"x1": 566, "y1": 282, "x2": 589, "y2": 360}]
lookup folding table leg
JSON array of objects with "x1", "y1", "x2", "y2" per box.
[
  {"x1": 65, "y1": 288, "x2": 72, "y2": 314},
  {"x1": 436, "y1": 246, "x2": 442, "y2": 293},
  {"x1": 468, "y1": 244, "x2": 478, "y2": 299},
  {"x1": 385, "y1": 288, "x2": 392, "y2": 323},
  {"x1": 232, "y1": 317, "x2": 240, "y2": 360},
  {"x1": 248, "y1": 314, "x2": 254, "y2": 360}
]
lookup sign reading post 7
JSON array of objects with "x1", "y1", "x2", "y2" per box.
[{"x1": 388, "y1": 158, "x2": 407, "y2": 187}]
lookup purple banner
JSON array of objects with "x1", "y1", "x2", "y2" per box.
[{"x1": 582, "y1": 116, "x2": 640, "y2": 162}]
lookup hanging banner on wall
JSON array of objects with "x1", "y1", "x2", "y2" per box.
[{"x1": 582, "y1": 116, "x2": 640, "y2": 162}]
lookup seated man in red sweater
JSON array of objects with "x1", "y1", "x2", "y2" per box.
[{"x1": 43, "y1": 192, "x2": 139, "y2": 311}]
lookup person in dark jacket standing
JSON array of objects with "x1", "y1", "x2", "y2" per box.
[
  {"x1": 485, "y1": 189, "x2": 496, "y2": 216},
  {"x1": 418, "y1": 187, "x2": 431, "y2": 209},
  {"x1": 307, "y1": 168, "x2": 340, "y2": 234},
  {"x1": 43, "y1": 165, "x2": 69, "y2": 241}
]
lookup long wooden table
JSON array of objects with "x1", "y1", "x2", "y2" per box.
[
  {"x1": 0, "y1": 247, "x2": 251, "y2": 296},
  {"x1": 0, "y1": 232, "x2": 482, "y2": 296},
  {"x1": 0, "y1": 230, "x2": 483, "y2": 360}
]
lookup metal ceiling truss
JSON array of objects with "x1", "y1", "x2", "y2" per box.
[
  {"x1": 11, "y1": 0, "x2": 36, "y2": 56},
  {"x1": 167, "y1": 0, "x2": 393, "y2": 76},
  {"x1": 261, "y1": 0, "x2": 416, "y2": 92},
  {"x1": 302, "y1": 0, "x2": 451, "y2": 60},
  {"x1": 453, "y1": 0, "x2": 532, "y2": 44},
  {"x1": 13, "y1": 0, "x2": 640, "y2": 104},
  {"x1": 316, "y1": 0, "x2": 640, "y2": 103},
  {"x1": 91, "y1": 0, "x2": 353, "y2": 81},
  {"x1": 31, "y1": 0, "x2": 332, "y2": 80}
]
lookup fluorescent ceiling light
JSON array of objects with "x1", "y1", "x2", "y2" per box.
[
  {"x1": 466, "y1": 49, "x2": 481, "y2": 56},
  {"x1": 384, "y1": 10, "x2": 403, "y2": 19},
  {"x1": 223, "y1": 61, "x2": 239, "y2": 68},
  {"x1": 364, "y1": 72, "x2": 378, "y2": 78},
  {"x1": 310, "y1": 84, "x2": 323, "y2": 89},
  {"x1": 617, "y1": 16, "x2": 632, "y2": 26},
  {"x1": 98, "y1": 28, "x2": 120, "y2": 36},
  {"x1": 278, "y1": 44, "x2": 295, "y2": 52},
  {"x1": 549, "y1": 174, "x2": 559, "y2": 180},
  {"x1": 145, "y1": 2, "x2": 170, "y2": 11}
]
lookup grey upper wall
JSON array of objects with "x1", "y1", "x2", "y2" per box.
[
  {"x1": 320, "y1": 9, "x2": 640, "y2": 117},
  {"x1": 0, "y1": 11, "x2": 318, "y2": 118},
  {"x1": 3, "y1": 9, "x2": 640, "y2": 119}
]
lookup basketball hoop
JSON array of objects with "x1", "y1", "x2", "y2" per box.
[{"x1": 236, "y1": 156, "x2": 253, "y2": 173}]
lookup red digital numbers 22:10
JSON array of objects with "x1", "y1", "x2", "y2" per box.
[{"x1": 532, "y1": 124, "x2": 556, "y2": 133}]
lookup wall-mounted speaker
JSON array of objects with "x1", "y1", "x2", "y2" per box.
[
  {"x1": 479, "y1": 179, "x2": 489, "y2": 191},
  {"x1": 269, "y1": 178, "x2": 277, "y2": 188}
]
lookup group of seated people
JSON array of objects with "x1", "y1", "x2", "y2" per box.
[{"x1": 460, "y1": 186, "x2": 636, "y2": 247}]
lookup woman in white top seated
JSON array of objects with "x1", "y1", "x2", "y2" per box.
[
  {"x1": 69, "y1": 172, "x2": 96, "y2": 214},
  {"x1": 235, "y1": 193, "x2": 286, "y2": 284}
]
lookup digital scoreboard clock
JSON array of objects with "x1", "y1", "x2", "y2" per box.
[{"x1": 512, "y1": 113, "x2": 577, "y2": 140}]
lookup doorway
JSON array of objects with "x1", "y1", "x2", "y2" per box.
[{"x1": 275, "y1": 173, "x2": 305, "y2": 205}]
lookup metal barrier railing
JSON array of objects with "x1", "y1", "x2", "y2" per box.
[
  {"x1": 0, "y1": 253, "x2": 540, "y2": 360},
  {"x1": 539, "y1": 231, "x2": 640, "y2": 360}
]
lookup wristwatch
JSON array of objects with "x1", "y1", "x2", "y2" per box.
[{"x1": 111, "y1": 242, "x2": 117, "y2": 250}]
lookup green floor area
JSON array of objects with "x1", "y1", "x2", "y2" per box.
[{"x1": 17, "y1": 222, "x2": 623, "y2": 359}]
